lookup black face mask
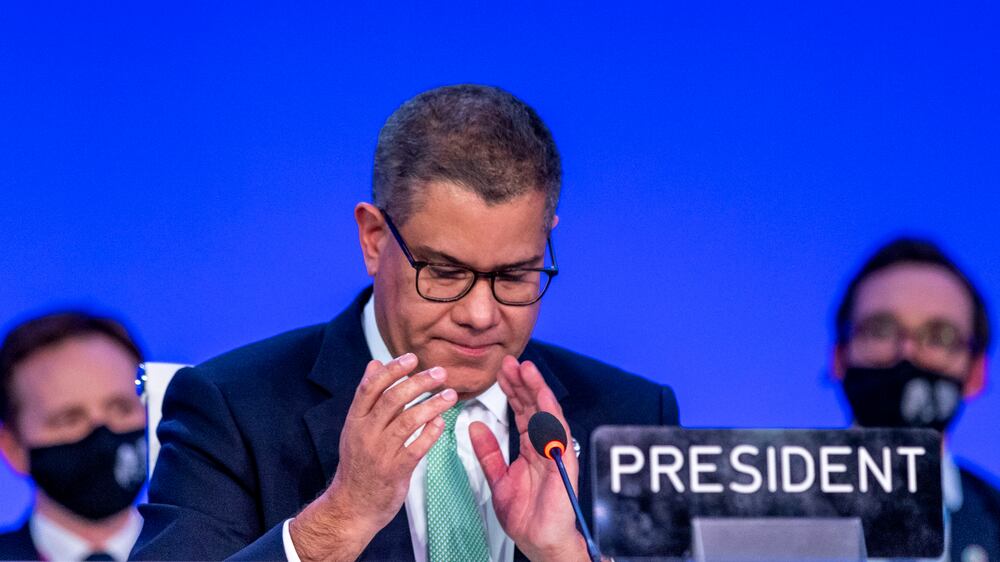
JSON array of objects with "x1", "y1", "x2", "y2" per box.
[
  {"x1": 842, "y1": 360, "x2": 964, "y2": 433},
  {"x1": 29, "y1": 425, "x2": 147, "y2": 521}
]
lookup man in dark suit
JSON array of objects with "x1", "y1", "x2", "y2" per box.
[
  {"x1": 831, "y1": 237, "x2": 1000, "y2": 560},
  {"x1": 132, "y1": 84, "x2": 679, "y2": 562},
  {"x1": 0, "y1": 312, "x2": 147, "y2": 561}
]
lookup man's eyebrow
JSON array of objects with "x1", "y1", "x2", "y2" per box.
[
  {"x1": 412, "y1": 245, "x2": 545, "y2": 270},
  {"x1": 44, "y1": 404, "x2": 84, "y2": 424},
  {"x1": 857, "y1": 311, "x2": 896, "y2": 322},
  {"x1": 857, "y1": 311, "x2": 967, "y2": 330}
]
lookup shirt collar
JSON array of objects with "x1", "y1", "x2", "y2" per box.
[
  {"x1": 941, "y1": 447, "x2": 964, "y2": 512},
  {"x1": 362, "y1": 295, "x2": 392, "y2": 364},
  {"x1": 30, "y1": 508, "x2": 142, "y2": 562},
  {"x1": 474, "y1": 379, "x2": 509, "y2": 427},
  {"x1": 361, "y1": 295, "x2": 508, "y2": 425}
]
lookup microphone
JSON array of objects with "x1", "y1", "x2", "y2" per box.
[{"x1": 527, "y1": 412, "x2": 601, "y2": 562}]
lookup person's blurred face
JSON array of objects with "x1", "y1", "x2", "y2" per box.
[
  {"x1": 0, "y1": 334, "x2": 145, "y2": 474},
  {"x1": 357, "y1": 181, "x2": 553, "y2": 399},
  {"x1": 835, "y1": 263, "x2": 984, "y2": 394}
]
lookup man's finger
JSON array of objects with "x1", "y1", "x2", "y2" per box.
[
  {"x1": 497, "y1": 356, "x2": 526, "y2": 413},
  {"x1": 519, "y1": 360, "x2": 564, "y2": 417},
  {"x1": 498, "y1": 371, "x2": 535, "y2": 437},
  {"x1": 370, "y1": 366, "x2": 448, "y2": 427},
  {"x1": 398, "y1": 415, "x2": 445, "y2": 470},
  {"x1": 351, "y1": 354, "x2": 419, "y2": 416},
  {"x1": 470, "y1": 421, "x2": 507, "y2": 488},
  {"x1": 386, "y1": 387, "x2": 458, "y2": 448},
  {"x1": 499, "y1": 355, "x2": 537, "y2": 412},
  {"x1": 512, "y1": 361, "x2": 574, "y2": 469}
]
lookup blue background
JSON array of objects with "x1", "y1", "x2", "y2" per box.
[{"x1": 2, "y1": 3, "x2": 998, "y2": 527}]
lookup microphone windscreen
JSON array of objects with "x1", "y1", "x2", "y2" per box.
[{"x1": 528, "y1": 411, "x2": 568, "y2": 459}]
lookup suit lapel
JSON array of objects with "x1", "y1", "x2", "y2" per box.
[
  {"x1": 16, "y1": 522, "x2": 40, "y2": 560},
  {"x1": 302, "y1": 290, "x2": 373, "y2": 483},
  {"x1": 300, "y1": 288, "x2": 416, "y2": 561}
]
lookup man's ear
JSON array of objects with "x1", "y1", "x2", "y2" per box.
[
  {"x1": 0, "y1": 424, "x2": 29, "y2": 476},
  {"x1": 831, "y1": 344, "x2": 847, "y2": 381},
  {"x1": 963, "y1": 354, "x2": 987, "y2": 399},
  {"x1": 355, "y1": 203, "x2": 389, "y2": 276},
  {"x1": 551, "y1": 214, "x2": 559, "y2": 230}
]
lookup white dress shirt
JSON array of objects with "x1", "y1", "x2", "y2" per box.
[
  {"x1": 29, "y1": 508, "x2": 142, "y2": 562},
  {"x1": 284, "y1": 296, "x2": 513, "y2": 562}
]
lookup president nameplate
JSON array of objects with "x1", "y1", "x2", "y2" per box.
[{"x1": 590, "y1": 427, "x2": 943, "y2": 559}]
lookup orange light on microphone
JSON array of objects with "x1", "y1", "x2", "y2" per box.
[{"x1": 543, "y1": 440, "x2": 565, "y2": 460}]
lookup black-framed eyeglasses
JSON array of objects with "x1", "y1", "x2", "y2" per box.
[
  {"x1": 380, "y1": 208, "x2": 558, "y2": 306},
  {"x1": 848, "y1": 313, "x2": 973, "y2": 370}
]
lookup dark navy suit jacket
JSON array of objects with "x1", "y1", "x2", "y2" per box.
[
  {"x1": 0, "y1": 523, "x2": 39, "y2": 561},
  {"x1": 951, "y1": 464, "x2": 1000, "y2": 561},
  {"x1": 131, "y1": 289, "x2": 680, "y2": 561}
]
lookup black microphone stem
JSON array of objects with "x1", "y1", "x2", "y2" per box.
[{"x1": 551, "y1": 448, "x2": 601, "y2": 562}]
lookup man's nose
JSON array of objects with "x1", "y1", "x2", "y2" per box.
[
  {"x1": 453, "y1": 277, "x2": 500, "y2": 331},
  {"x1": 897, "y1": 334, "x2": 920, "y2": 362},
  {"x1": 87, "y1": 409, "x2": 109, "y2": 430}
]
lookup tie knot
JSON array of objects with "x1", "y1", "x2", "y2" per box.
[{"x1": 441, "y1": 404, "x2": 463, "y2": 431}]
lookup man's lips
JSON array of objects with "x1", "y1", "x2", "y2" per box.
[{"x1": 439, "y1": 338, "x2": 499, "y2": 357}]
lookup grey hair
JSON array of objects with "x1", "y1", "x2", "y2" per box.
[{"x1": 372, "y1": 84, "x2": 561, "y2": 230}]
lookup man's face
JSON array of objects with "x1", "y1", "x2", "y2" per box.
[
  {"x1": 360, "y1": 182, "x2": 552, "y2": 398},
  {"x1": 0, "y1": 334, "x2": 146, "y2": 474},
  {"x1": 837, "y1": 263, "x2": 982, "y2": 388}
]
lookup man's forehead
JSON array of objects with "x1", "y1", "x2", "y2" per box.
[
  {"x1": 405, "y1": 181, "x2": 551, "y2": 223},
  {"x1": 12, "y1": 335, "x2": 138, "y2": 407},
  {"x1": 852, "y1": 263, "x2": 974, "y2": 329},
  {"x1": 402, "y1": 183, "x2": 551, "y2": 267}
]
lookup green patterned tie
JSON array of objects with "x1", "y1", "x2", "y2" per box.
[{"x1": 425, "y1": 404, "x2": 491, "y2": 562}]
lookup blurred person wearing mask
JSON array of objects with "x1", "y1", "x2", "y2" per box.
[
  {"x1": 0, "y1": 312, "x2": 147, "y2": 561},
  {"x1": 833, "y1": 238, "x2": 1000, "y2": 561}
]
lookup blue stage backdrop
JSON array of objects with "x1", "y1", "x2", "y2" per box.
[{"x1": 2, "y1": 3, "x2": 998, "y2": 527}]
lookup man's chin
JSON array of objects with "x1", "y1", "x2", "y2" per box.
[
  {"x1": 440, "y1": 363, "x2": 501, "y2": 399},
  {"x1": 421, "y1": 339, "x2": 508, "y2": 395}
]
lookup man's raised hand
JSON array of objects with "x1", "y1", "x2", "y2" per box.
[
  {"x1": 291, "y1": 353, "x2": 455, "y2": 562},
  {"x1": 470, "y1": 355, "x2": 589, "y2": 562}
]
